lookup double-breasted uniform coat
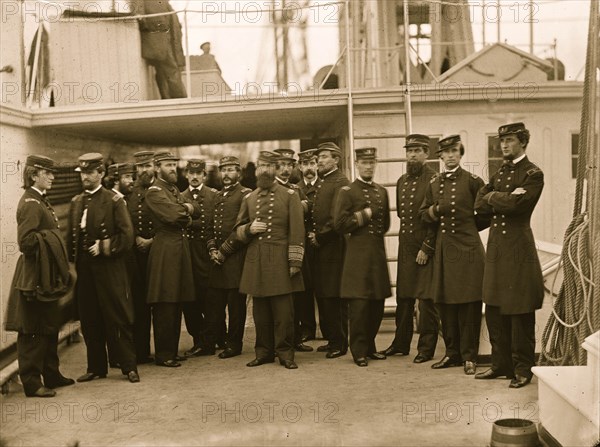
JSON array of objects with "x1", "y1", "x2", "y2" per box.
[
  {"x1": 276, "y1": 178, "x2": 310, "y2": 346},
  {"x1": 144, "y1": 176, "x2": 200, "y2": 364},
  {"x1": 6, "y1": 188, "x2": 69, "y2": 395},
  {"x1": 181, "y1": 184, "x2": 217, "y2": 351},
  {"x1": 312, "y1": 168, "x2": 350, "y2": 351},
  {"x1": 208, "y1": 182, "x2": 253, "y2": 352},
  {"x1": 392, "y1": 164, "x2": 440, "y2": 358},
  {"x1": 126, "y1": 180, "x2": 154, "y2": 362},
  {"x1": 420, "y1": 167, "x2": 486, "y2": 363},
  {"x1": 68, "y1": 187, "x2": 137, "y2": 376},
  {"x1": 475, "y1": 156, "x2": 544, "y2": 378},
  {"x1": 230, "y1": 182, "x2": 305, "y2": 361},
  {"x1": 295, "y1": 177, "x2": 323, "y2": 340},
  {"x1": 334, "y1": 179, "x2": 391, "y2": 360}
]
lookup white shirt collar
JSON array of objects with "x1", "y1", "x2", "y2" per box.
[
  {"x1": 322, "y1": 168, "x2": 338, "y2": 178},
  {"x1": 358, "y1": 176, "x2": 373, "y2": 185},
  {"x1": 85, "y1": 184, "x2": 103, "y2": 195},
  {"x1": 444, "y1": 166, "x2": 460, "y2": 175},
  {"x1": 189, "y1": 184, "x2": 203, "y2": 192},
  {"x1": 512, "y1": 153, "x2": 527, "y2": 164},
  {"x1": 276, "y1": 177, "x2": 288, "y2": 185},
  {"x1": 31, "y1": 186, "x2": 45, "y2": 196},
  {"x1": 304, "y1": 178, "x2": 316, "y2": 187},
  {"x1": 112, "y1": 188, "x2": 124, "y2": 198}
]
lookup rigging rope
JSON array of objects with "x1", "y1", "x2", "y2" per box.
[{"x1": 539, "y1": 0, "x2": 599, "y2": 366}]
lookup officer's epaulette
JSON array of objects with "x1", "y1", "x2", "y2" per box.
[
  {"x1": 25, "y1": 198, "x2": 40, "y2": 204},
  {"x1": 241, "y1": 187, "x2": 252, "y2": 194},
  {"x1": 148, "y1": 185, "x2": 162, "y2": 191},
  {"x1": 287, "y1": 189, "x2": 295, "y2": 195},
  {"x1": 112, "y1": 194, "x2": 122, "y2": 202},
  {"x1": 341, "y1": 185, "x2": 351, "y2": 191},
  {"x1": 209, "y1": 187, "x2": 217, "y2": 192},
  {"x1": 430, "y1": 174, "x2": 440, "y2": 184},
  {"x1": 526, "y1": 166, "x2": 542, "y2": 176},
  {"x1": 243, "y1": 192, "x2": 252, "y2": 199}
]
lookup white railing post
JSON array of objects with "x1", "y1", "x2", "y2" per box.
[
  {"x1": 344, "y1": 0, "x2": 355, "y2": 180},
  {"x1": 184, "y1": 9, "x2": 191, "y2": 98},
  {"x1": 403, "y1": 0, "x2": 412, "y2": 134}
]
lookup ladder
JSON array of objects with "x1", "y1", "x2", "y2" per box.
[{"x1": 343, "y1": 0, "x2": 414, "y2": 303}]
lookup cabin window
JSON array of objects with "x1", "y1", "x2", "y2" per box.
[
  {"x1": 46, "y1": 163, "x2": 83, "y2": 205},
  {"x1": 487, "y1": 135, "x2": 503, "y2": 178},
  {"x1": 426, "y1": 136, "x2": 441, "y2": 173}
]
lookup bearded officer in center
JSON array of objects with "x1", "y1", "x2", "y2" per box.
[
  {"x1": 223, "y1": 150, "x2": 305, "y2": 369},
  {"x1": 334, "y1": 147, "x2": 391, "y2": 367}
]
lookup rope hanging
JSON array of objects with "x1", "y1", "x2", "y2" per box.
[{"x1": 539, "y1": 0, "x2": 599, "y2": 366}]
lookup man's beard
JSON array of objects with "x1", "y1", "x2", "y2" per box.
[
  {"x1": 119, "y1": 184, "x2": 133, "y2": 195},
  {"x1": 161, "y1": 171, "x2": 178, "y2": 184},
  {"x1": 257, "y1": 171, "x2": 275, "y2": 189},
  {"x1": 139, "y1": 171, "x2": 154, "y2": 187},
  {"x1": 407, "y1": 161, "x2": 424, "y2": 175}
]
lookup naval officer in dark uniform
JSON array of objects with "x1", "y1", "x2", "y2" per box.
[
  {"x1": 227, "y1": 151, "x2": 305, "y2": 369},
  {"x1": 145, "y1": 151, "x2": 200, "y2": 367},
  {"x1": 420, "y1": 136, "x2": 487, "y2": 375},
  {"x1": 334, "y1": 147, "x2": 391, "y2": 367},
  {"x1": 475, "y1": 122, "x2": 545, "y2": 388},
  {"x1": 126, "y1": 151, "x2": 156, "y2": 364},
  {"x1": 310, "y1": 142, "x2": 351, "y2": 358},
  {"x1": 207, "y1": 156, "x2": 252, "y2": 359},
  {"x1": 273, "y1": 148, "x2": 312, "y2": 353},
  {"x1": 295, "y1": 149, "x2": 324, "y2": 342},
  {"x1": 181, "y1": 159, "x2": 218, "y2": 357},
  {"x1": 68, "y1": 153, "x2": 139, "y2": 383},
  {"x1": 5, "y1": 155, "x2": 75, "y2": 397},
  {"x1": 380, "y1": 134, "x2": 439, "y2": 363}
]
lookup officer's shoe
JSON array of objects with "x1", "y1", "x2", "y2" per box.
[
  {"x1": 475, "y1": 368, "x2": 514, "y2": 380},
  {"x1": 76, "y1": 372, "x2": 107, "y2": 382},
  {"x1": 413, "y1": 354, "x2": 432, "y2": 364},
  {"x1": 508, "y1": 375, "x2": 532, "y2": 389},
  {"x1": 184, "y1": 346, "x2": 212, "y2": 357},
  {"x1": 431, "y1": 356, "x2": 462, "y2": 369},
  {"x1": 156, "y1": 360, "x2": 181, "y2": 367},
  {"x1": 46, "y1": 375, "x2": 75, "y2": 389},
  {"x1": 379, "y1": 346, "x2": 408, "y2": 357},
  {"x1": 127, "y1": 371, "x2": 140, "y2": 383},
  {"x1": 464, "y1": 361, "x2": 477, "y2": 375},
  {"x1": 354, "y1": 358, "x2": 368, "y2": 367},
  {"x1": 280, "y1": 359, "x2": 298, "y2": 369},
  {"x1": 316, "y1": 343, "x2": 332, "y2": 352},
  {"x1": 325, "y1": 349, "x2": 347, "y2": 359},
  {"x1": 368, "y1": 352, "x2": 386, "y2": 360},
  {"x1": 295, "y1": 343, "x2": 314, "y2": 352},
  {"x1": 219, "y1": 348, "x2": 242, "y2": 359},
  {"x1": 246, "y1": 358, "x2": 275, "y2": 367},
  {"x1": 27, "y1": 386, "x2": 56, "y2": 398}
]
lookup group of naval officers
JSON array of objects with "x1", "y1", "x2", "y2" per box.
[{"x1": 7, "y1": 121, "x2": 545, "y2": 398}]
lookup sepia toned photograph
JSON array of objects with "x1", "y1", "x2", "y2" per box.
[{"x1": 0, "y1": 0, "x2": 598, "y2": 445}]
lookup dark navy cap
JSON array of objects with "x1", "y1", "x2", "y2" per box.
[{"x1": 75, "y1": 153, "x2": 103, "y2": 172}]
